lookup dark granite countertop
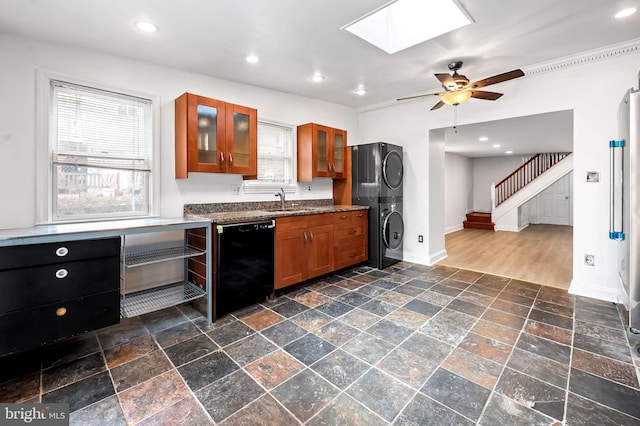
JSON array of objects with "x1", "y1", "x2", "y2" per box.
[{"x1": 194, "y1": 205, "x2": 369, "y2": 225}]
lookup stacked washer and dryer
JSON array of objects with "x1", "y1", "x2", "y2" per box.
[{"x1": 351, "y1": 142, "x2": 404, "y2": 269}]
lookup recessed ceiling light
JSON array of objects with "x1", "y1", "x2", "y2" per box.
[
  {"x1": 343, "y1": 0, "x2": 473, "y2": 54},
  {"x1": 505, "y1": 150, "x2": 513, "y2": 154},
  {"x1": 615, "y1": 7, "x2": 637, "y2": 19},
  {"x1": 311, "y1": 74, "x2": 325, "y2": 83},
  {"x1": 355, "y1": 88, "x2": 367, "y2": 95},
  {"x1": 134, "y1": 21, "x2": 158, "y2": 33},
  {"x1": 492, "y1": 144, "x2": 501, "y2": 148},
  {"x1": 245, "y1": 55, "x2": 260, "y2": 64},
  {"x1": 479, "y1": 136, "x2": 489, "y2": 142}
]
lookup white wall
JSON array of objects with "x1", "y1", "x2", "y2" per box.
[
  {"x1": 359, "y1": 46, "x2": 640, "y2": 302},
  {"x1": 0, "y1": 34, "x2": 359, "y2": 229},
  {"x1": 473, "y1": 156, "x2": 528, "y2": 212},
  {"x1": 444, "y1": 152, "x2": 473, "y2": 232}
]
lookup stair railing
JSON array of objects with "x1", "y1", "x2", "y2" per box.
[{"x1": 492, "y1": 152, "x2": 570, "y2": 208}]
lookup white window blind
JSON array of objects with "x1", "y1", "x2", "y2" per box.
[
  {"x1": 256, "y1": 121, "x2": 293, "y2": 184},
  {"x1": 51, "y1": 80, "x2": 153, "y2": 220}
]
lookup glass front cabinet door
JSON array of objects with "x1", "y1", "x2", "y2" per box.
[
  {"x1": 296, "y1": 123, "x2": 347, "y2": 182},
  {"x1": 175, "y1": 93, "x2": 257, "y2": 178}
]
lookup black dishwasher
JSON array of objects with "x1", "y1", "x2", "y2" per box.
[{"x1": 216, "y1": 220, "x2": 275, "y2": 317}]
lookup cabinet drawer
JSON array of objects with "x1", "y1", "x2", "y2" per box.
[
  {"x1": 0, "y1": 256, "x2": 120, "y2": 313},
  {"x1": 0, "y1": 237, "x2": 121, "y2": 270},
  {"x1": 335, "y1": 243, "x2": 367, "y2": 270},
  {"x1": 335, "y1": 225, "x2": 366, "y2": 245},
  {"x1": 333, "y1": 211, "x2": 353, "y2": 228},
  {"x1": 0, "y1": 290, "x2": 120, "y2": 357}
]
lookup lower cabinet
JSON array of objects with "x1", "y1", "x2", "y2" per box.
[
  {"x1": 333, "y1": 210, "x2": 368, "y2": 270},
  {"x1": 275, "y1": 214, "x2": 334, "y2": 289},
  {"x1": 275, "y1": 210, "x2": 367, "y2": 290},
  {"x1": 0, "y1": 237, "x2": 121, "y2": 357}
]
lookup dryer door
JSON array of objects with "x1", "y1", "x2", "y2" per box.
[
  {"x1": 382, "y1": 150, "x2": 403, "y2": 190},
  {"x1": 382, "y1": 210, "x2": 404, "y2": 250}
]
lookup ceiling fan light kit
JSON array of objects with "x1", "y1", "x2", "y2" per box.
[
  {"x1": 441, "y1": 90, "x2": 471, "y2": 105},
  {"x1": 397, "y1": 61, "x2": 524, "y2": 110}
]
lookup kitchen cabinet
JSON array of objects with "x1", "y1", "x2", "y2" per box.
[
  {"x1": 297, "y1": 123, "x2": 347, "y2": 181},
  {"x1": 0, "y1": 238, "x2": 121, "y2": 357},
  {"x1": 333, "y1": 210, "x2": 368, "y2": 270},
  {"x1": 0, "y1": 217, "x2": 213, "y2": 356},
  {"x1": 175, "y1": 92, "x2": 257, "y2": 178},
  {"x1": 275, "y1": 214, "x2": 334, "y2": 289}
]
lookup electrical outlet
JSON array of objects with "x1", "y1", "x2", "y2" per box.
[
  {"x1": 231, "y1": 184, "x2": 241, "y2": 195},
  {"x1": 418, "y1": 235, "x2": 423, "y2": 243},
  {"x1": 584, "y1": 254, "x2": 595, "y2": 266}
]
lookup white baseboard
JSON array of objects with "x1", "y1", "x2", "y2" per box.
[
  {"x1": 568, "y1": 279, "x2": 619, "y2": 303},
  {"x1": 494, "y1": 224, "x2": 520, "y2": 232},
  {"x1": 429, "y1": 249, "x2": 447, "y2": 266},
  {"x1": 402, "y1": 251, "x2": 431, "y2": 266},
  {"x1": 445, "y1": 224, "x2": 463, "y2": 234}
]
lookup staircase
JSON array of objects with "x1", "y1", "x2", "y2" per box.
[
  {"x1": 463, "y1": 212, "x2": 495, "y2": 231},
  {"x1": 493, "y1": 152, "x2": 570, "y2": 207},
  {"x1": 492, "y1": 152, "x2": 573, "y2": 232}
]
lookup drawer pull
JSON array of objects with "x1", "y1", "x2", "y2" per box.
[
  {"x1": 55, "y1": 269, "x2": 69, "y2": 279},
  {"x1": 55, "y1": 247, "x2": 69, "y2": 257},
  {"x1": 56, "y1": 307, "x2": 67, "y2": 316},
  {"x1": 348, "y1": 230, "x2": 357, "y2": 235},
  {"x1": 356, "y1": 213, "x2": 364, "y2": 217},
  {"x1": 340, "y1": 215, "x2": 348, "y2": 219},
  {"x1": 349, "y1": 253, "x2": 356, "y2": 257}
]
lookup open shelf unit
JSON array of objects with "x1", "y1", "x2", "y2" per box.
[{"x1": 120, "y1": 218, "x2": 212, "y2": 323}]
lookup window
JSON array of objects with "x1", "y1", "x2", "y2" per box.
[
  {"x1": 245, "y1": 120, "x2": 295, "y2": 192},
  {"x1": 50, "y1": 81, "x2": 153, "y2": 221}
]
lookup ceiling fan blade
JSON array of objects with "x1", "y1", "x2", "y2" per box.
[
  {"x1": 435, "y1": 73, "x2": 455, "y2": 88},
  {"x1": 397, "y1": 92, "x2": 442, "y2": 101},
  {"x1": 470, "y1": 90, "x2": 503, "y2": 100},
  {"x1": 431, "y1": 100, "x2": 445, "y2": 110},
  {"x1": 470, "y1": 69, "x2": 524, "y2": 89}
]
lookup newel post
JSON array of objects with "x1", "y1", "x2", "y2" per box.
[{"x1": 491, "y1": 182, "x2": 496, "y2": 212}]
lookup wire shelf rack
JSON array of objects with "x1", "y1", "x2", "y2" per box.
[
  {"x1": 120, "y1": 281, "x2": 205, "y2": 318},
  {"x1": 124, "y1": 246, "x2": 204, "y2": 268}
]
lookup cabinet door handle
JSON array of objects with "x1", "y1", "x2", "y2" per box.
[
  {"x1": 55, "y1": 247, "x2": 69, "y2": 257},
  {"x1": 220, "y1": 152, "x2": 225, "y2": 167},
  {"x1": 56, "y1": 307, "x2": 67, "y2": 316},
  {"x1": 349, "y1": 253, "x2": 356, "y2": 257},
  {"x1": 303, "y1": 232, "x2": 308, "y2": 245},
  {"x1": 55, "y1": 269, "x2": 68, "y2": 279},
  {"x1": 229, "y1": 153, "x2": 233, "y2": 170},
  {"x1": 348, "y1": 229, "x2": 356, "y2": 235},
  {"x1": 310, "y1": 231, "x2": 314, "y2": 242}
]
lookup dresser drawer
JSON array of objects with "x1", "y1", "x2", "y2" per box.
[
  {"x1": 0, "y1": 237, "x2": 121, "y2": 270},
  {"x1": 0, "y1": 256, "x2": 120, "y2": 313},
  {"x1": 0, "y1": 290, "x2": 120, "y2": 357}
]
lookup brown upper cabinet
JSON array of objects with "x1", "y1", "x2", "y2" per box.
[
  {"x1": 297, "y1": 123, "x2": 347, "y2": 181},
  {"x1": 175, "y1": 93, "x2": 257, "y2": 178}
]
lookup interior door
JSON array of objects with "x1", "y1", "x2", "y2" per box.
[{"x1": 538, "y1": 173, "x2": 572, "y2": 225}]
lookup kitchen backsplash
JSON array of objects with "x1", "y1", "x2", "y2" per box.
[{"x1": 183, "y1": 199, "x2": 333, "y2": 215}]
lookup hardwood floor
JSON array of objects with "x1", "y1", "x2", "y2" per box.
[{"x1": 438, "y1": 224, "x2": 573, "y2": 289}]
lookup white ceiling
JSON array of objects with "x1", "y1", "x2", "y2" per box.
[
  {"x1": 440, "y1": 110, "x2": 574, "y2": 158},
  {"x1": 0, "y1": 0, "x2": 639, "y2": 109}
]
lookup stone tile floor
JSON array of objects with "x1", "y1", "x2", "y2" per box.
[{"x1": 2, "y1": 262, "x2": 640, "y2": 425}]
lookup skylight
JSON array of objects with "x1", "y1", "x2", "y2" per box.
[{"x1": 343, "y1": 0, "x2": 473, "y2": 54}]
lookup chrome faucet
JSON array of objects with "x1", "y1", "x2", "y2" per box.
[{"x1": 275, "y1": 187, "x2": 286, "y2": 210}]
